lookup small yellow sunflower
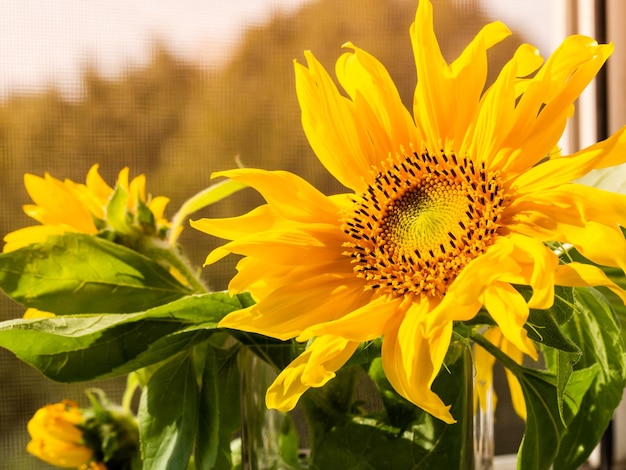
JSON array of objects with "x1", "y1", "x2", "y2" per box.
[
  {"x1": 193, "y1": 0, "x2": 626, "y2": 423},
  {"x1": 4, "y1": 164, "x2": 171, "y2": 252},
  {"x1": 27, "y1": 400, "x2": 95, "y2": 468}
]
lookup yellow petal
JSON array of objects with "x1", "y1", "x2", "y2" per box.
[
  {"x1": 467, "y1": 44, "x2": 543, "y2": 166},
  {"x1": 211, "y1": 168, "x2": 341, "y2": 222},
  {"x1": 446, "y1": 237, "x2": 518, "y2": 306},
  {"x1": 219, "y1": 270, "x2": 369, "y2": 340},
  {"x1": 555, "y1": 262, "x2": 626, "y2": 304},
  {"x1": 473, "y1": 328, "x2": 500, "y2": 412},
  {"x1": 481, "y1": 283, "x2": 537, "y2": 359},
  {"x1": 501, "y1": 37, "x2": 614, "y2": 178},
  {"x1": 23, "y1": 308, "x2": 56, "y2": 319},
  {"x1": 500, "y1": 336, "x2": 527, "y2": 420},
  {"x1": 510, "y1": 124, "x2": 626, "y2": 193},
  {"x1": 507, "y1": 234, "x2": 558, "y2": 309},
  {"x1": 23, "y1": 174, "x2": 96, "y2": 233},
  {"x1": 295, "y1": 53, "x2": 374, "y2": 192},
  {"x1": 3, "y1": 225, "x2": 68, "y2": 252},
  {"x1": 412, "y1": 0, "x2": 510, "y2": 148},
  {"x1": 297, "y1": 294, "x2": 400, "y2": 342},
  {"x1": 266, "y1": 336, "x2": 360, "y2": 411},
  {"x1": 148, "y1": 196, "x2": 170, "y2": 221},
  {"x1": 336, "y1": 43, "x2": 418, "y2": 155},
  {"x1": 381, "y1": 298, "x2": 456, "y2": 423},
  {"x1": 192, "y1": 205, "x2": 277, "y2": 242}
]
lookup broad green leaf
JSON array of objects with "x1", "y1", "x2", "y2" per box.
[
  {"x1": 552, "y1": 288, "x2": 626, "y2": 470},
  {"x1": 195, "y1": 345, "x2": 220, "y2": 470},
  {"x1": 516, "y1": 367, "x2": 593, "y2": 470},
  {"x1": 553, "y1": 349, "x2": 581, "y2": 424},
  {"x1": 0, "y1": 233, "x2": 192, "y2": 314},
  {"x1": 0, "y1": 292, "x2": 246, "y2": 381},
  {"x1": 213, "y1": 346, "x2": 242, "y2": 469},
  {"x1": 139, "y1": 353, "x2": 199, "y2": 470},
  {"x1": 309, "y1": 418, "x2": 432, "y2": 470}
]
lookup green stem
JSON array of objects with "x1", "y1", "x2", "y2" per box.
[
  {"x1": 470, "y1": 330, "x2": 522, "y2": 374},
  {"x1": 122, "y1": 373, "x2": 141, "y2": 413}
]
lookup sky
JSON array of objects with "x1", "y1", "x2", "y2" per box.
[{"x1": 0, "y1": 0, "x2": 556, "y2": 99}]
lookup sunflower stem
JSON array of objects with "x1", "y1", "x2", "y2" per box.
[{"x1": 470, "y1": 330, "x2": 521, "y2": 373}]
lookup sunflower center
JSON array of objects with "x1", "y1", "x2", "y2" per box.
[{"x1": 341, "y1": 149, "x2": 505, "y2": 298}]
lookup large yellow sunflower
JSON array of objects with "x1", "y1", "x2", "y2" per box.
[{"x1": 193, "y1": 0, "x2": 626, "y2": 423}]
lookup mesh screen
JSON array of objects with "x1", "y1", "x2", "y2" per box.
[{"x1": 0, "y1": 0, "x2": 557, "y2": 467}]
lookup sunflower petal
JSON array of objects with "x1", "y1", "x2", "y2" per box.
[
  {"x1": 295, "y1": 54, "x2": 374, "y2": 192},
  {"x1": 211, "y1": 168, "x2": 341, "y2": 222},
  {"x1": 481, "y1": 283, "x2": 537, "y2": 359},
  {"x1": 266, "y1": 336, "x2": 360, "y2": 411},
  {"x1": 555, "y1": 262, "x2": 626, "y2": 304},
  {"x1": 412, "y1": 0, "x2": 510, "y2": 148},
  {"x1": 336, "y1": 43, "x2": 418, "y2": 156},
  {"x1": 381, "y1": 299, "x2": 456, "y2": 423}
]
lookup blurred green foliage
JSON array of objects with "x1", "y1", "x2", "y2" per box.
[{"x1": 0, "y1": 0, "x2": 521, "y2": 293}]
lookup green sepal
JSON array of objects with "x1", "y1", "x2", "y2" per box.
[{"x1": 106, "y1": 184, "x2": 135, "y2": 236}]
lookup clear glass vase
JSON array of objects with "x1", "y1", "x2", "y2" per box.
[
  {"x1": 239, "y1": 349, "x2": 285, "y2": 470},
  {"x1": 473, "y1": 367, "x2": 495, "y2": 470}
]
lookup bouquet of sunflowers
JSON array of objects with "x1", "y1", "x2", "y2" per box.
[{"x1": 2, "y1": 1, "x2": 626, "y2": 469}]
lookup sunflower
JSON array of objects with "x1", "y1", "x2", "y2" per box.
[
  {"x1": 27, "y1": 400, "x2": 95, "y2": 468},
  {"x1": 193, "y1": 0, "x2": 626, "y2": 423},
  {"x1": 4, "y1": 164, "x2": 171, "y2": 252}
]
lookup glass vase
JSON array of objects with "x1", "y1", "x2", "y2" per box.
[
  {"x1": 473, "y1": 365, "x2": 495, "y2": 470},
  {"x1": 239, "y1": 349, "x2": 285, "y2": 470}
]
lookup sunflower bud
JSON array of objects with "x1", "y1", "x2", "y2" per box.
[
  {"x1": 26, "y1": 400, "x2": 94, "y2": 468},
  {"x1": 27, "y1": 391, "x2": 139, "y2": 470}
]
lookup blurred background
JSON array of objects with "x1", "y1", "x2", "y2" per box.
[{"x1": 0, "y1": 0, "x2": 619, "y2": 468}]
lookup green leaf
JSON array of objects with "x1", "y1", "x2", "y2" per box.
[
  {"x1": 471, "y1": 333, "x2": 594, "y2": 470},
  {"x1": 524, "y1": 287, "x2": 579, "y2": 353},
  {"x1": 195, "y1": 346, "x2": 220, "y2": 470},
  {"x1": 279, "y1": 414, "x2": 303, "y2": 469},
  {"x1": 515, "y1": 368, "x2": 588, "y2": 470},
  {"x1": 0, "y1": 292, "x2": 244, "y2": 381},
  {"x1": 139, "y1": 353, "x2": 199, "y2": 470},
  {"x1": 213, "y1": 346, "x2": 242, "y2": 469},
  {"x1": 311, "y1": 342, "x2": 473, "y2": 469},
  {"x1": 0, "y1": 233, "x2": 192, "y2": 314},
  {"x1": 368, "y1": 358, "x2": 419, "y2": 431},
  {"x1": 552, "y1": 287, "x2": 626, "y2": 470}
]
